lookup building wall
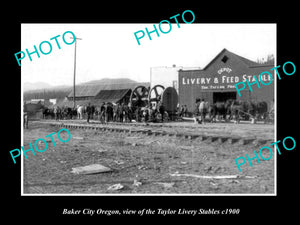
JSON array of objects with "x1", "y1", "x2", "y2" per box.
[
  {"x1": 67, "y1": 96, "x2": 94, "y2": 101},
  {"x1": 178, "y1": 51, "x2": 274, "y2": 112},
  {"x1": 244, "y1": 66, "x2": 275, "y2": 105},
  {"x1": 150, "y1": 66, "x2": 201, "y2": 95}
]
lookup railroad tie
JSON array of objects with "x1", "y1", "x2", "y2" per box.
[
  {"x1": 198, "y1": 135, "x2": 208, "y2": 141},
  {"x1": 153, "y1": 131, "x2": 162, "y2": 136},
  {"x1": 176, "y1": 133, "x2": 184, "y2": 138},
  {"x1": 218, "y1": 137, "x2": 228, "y2": 143},
  {"x1": 253, "y1": 139, "x2": 268, "y2": 146},
  {"x1": 209, "y1": 136, "x2": 219, "y2": 142},
  {"x1": 186, "y1": 134, "x2": 199, "y2": 140},
  {"x1": 228, "y1": 137, "x2": 240, "y2": 144},
  {"x1": 46, "y1": 122, "x2": 266, "y2": 147},
  {"x1": 240, "y1": 138, "x2": 255, "y2": 145}
]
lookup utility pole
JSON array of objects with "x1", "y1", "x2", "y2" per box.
[{"x1": 70, "y1": 36, "x2": 82, "y2": 109}]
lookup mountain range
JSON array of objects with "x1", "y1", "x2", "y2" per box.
[{"x1": 24, "y1": 78, "x2": 139, "y2": 92}]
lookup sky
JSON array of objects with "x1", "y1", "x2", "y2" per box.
[{"x1": 21, "y1": 23, "x2": 276, "y2": 87}]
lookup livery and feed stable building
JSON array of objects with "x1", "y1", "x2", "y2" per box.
[{"x1": 178, "y1": 48, "x2": 274, "y2": 111}]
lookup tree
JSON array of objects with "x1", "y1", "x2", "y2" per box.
[{"x1": 256, "y1": 54, "x2": 274, "y2": 65}]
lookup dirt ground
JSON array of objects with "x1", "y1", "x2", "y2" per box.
[{"x1": 23, "y1": 120, "x2": 275, "y2": 195}]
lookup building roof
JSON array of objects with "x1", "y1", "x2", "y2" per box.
[
  {"x1": 95, "y1": 89, "x2": 131, "y2": 103},
  {"x1": 203, "y1": 48, "x2": 261, "y2": 70},
  {"x1": 54, "y1": 89, "x2": 131, "y2": 107},
  {"x1": 180, "y1": 48, "x2": 273, "y2": 72},
  {"x1": 67, "y1": 82, "x2": 150, "y2": 98},
  {"x1": 68, "y1": 85, "x2": 101, "y2": 98}
]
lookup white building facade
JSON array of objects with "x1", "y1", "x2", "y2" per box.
[{"x1": 150, "y1": 66, "x2": 201, "y2": 95}]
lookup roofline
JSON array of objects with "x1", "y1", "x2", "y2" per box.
[
  {"x1": 179, "y1": 64, "x2": 275, "y2": 73},
  {"x1": 248, "y1": 64, "x2": 274, "y2": 68},
  {"x1": 202, "y1": 48, "x2": 228, "y2": 70},
  {"x1": 179, "y1": 69, "x2": 204, "y2": 72},
  {"x1": 179, "y1": 48, "x2": 272, "y2": 72},
  {"x1": 67, "y1": 82, "x2": 150, "y2": 98}
]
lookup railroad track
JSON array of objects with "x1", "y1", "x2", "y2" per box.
[{"x1": 39, "y1": 120, "x2": 274, "y2": 146}]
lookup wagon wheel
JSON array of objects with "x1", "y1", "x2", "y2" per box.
[
  {"x1": 149, "y1": 85, "x2": 165, "y2": 104},
  {"x1": 129, "y1": 86, "x2": 149, "y2": 108}
]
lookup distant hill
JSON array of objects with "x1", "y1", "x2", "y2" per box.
[
  {"x1": 23, "y1": 78, "x2": 141, "y2": 101},
  {"x1": 81, "y1": 78, "x2": 138, "y2": 85},
  {"x1": 23, "y1": 88, "x2": 72, "y2": 101},
  {"x1": 24, "y1": 78, "x2": 139, "y2": 92},
  {"x1": 24, "y1": 82, "x2": 53, "y2": 92}
]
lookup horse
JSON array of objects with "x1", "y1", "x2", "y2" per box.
[
  {"x1": 77, "y1": 105, "x2": 85, "y2": 120},
  {"x1": 214, "y1": 102, "x2": 227, "y2": 121},
  {"x1": 230, "y1": 100, "x2": 248, "y2": 123},
  {"x1": 242, "y1": 100, "x2": 256, "y2": 120},
  {"x1": 61, "y1": 107, "x2": 68, "y2": 120},
  {"x1": 103, "y1": 103, "x2": 113, "y2": 123},
  {"x1": 42, "y1": 108, "x2": 50, "y2": 119},
  {"x1": 122, "y1": 104, "x2": 133, "y2": 122},
  {"x1": 62, "y1": 107, "x2": 76, "y2": 120},
  {"x1": 255, "y1": 101, "x2": 268, "y2": 121},
  {"x1": 197, "y1": 101, "x2": 208, "y2": 123}
]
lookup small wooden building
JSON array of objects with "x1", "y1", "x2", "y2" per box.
[{"x1": 64, "y1": 81, "x2": 150, "y2": 107}]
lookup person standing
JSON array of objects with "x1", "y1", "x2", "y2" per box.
[
  {"x1": 54, "y1": 106, "x2": 59, "y2": 121},
  {"x1": 199, "y1": 99, "x2": 206, "y2": 124},
  {"x1": 23, "y1": 111, "x2": 28, "y2": 129},
  {"x1": 158, "y1": 102, "x2": 165, "y2": 122},
  {"x1": 183, "y1": 105, "x2": 188, "y2": 117},
  {"x1": 193, "y1": 98, "x2": 200, "y2": 123},
  {"x1": 179, "y1": 105, "x2": 184, "y2": 117},
  {"x1": 86, "y1": 103, "x2": 92, "y2": 123},
  {"x1": 119, "y1": 104, "x2": 123, "y2": 122}
]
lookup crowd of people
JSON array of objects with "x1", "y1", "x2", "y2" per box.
[
  {"x1": 40, "y1": 98, "x2": 274, "y2": 125},
  {"x1": 96, "y1": 101, "x2": 169, "y2": 123},
  {"x1": 43, "y1": 101, "x2": 169, "y2": 124},
  {"x1": 179, "y1": 98, "x2": 274, "y2": 124}
]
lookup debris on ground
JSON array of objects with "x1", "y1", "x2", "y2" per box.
[
  {"x1": 114, "y1": 160, "x2": 125, "y2": 165},
  {"x1": 71, "y1": 164, "x2": 112, "y2": 175},
  {"x1": 170, "y1": 172, "x2": 256, "y2": 179},
  {"x1": 137, "y1": 165, "x2": 148, "y2": 170},
  {"x1": 133, "y1": 179, "x2": 142, "y2": 187},
  {"x1": 72, "y1": 136, "x2": 84, "y2": 140},
  {"x1": 23, "y1": 121, "x2": 273, "y2": 194},
  {"x1": 156, "y1": 182, "x2": 175, "y2": 189},
  {"x1": 124, "y1": 137, "x2": 159, "y2": 146},
  {"x1": 107, "y1": 183, "x2": 124, "y2": 191},
  {"x1": 97, "y1": 149, "x2": 107, "y2": 153}
]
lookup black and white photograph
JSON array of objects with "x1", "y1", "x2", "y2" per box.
[
  {"x1": 21, "y1": 23, "x2": 276, "y2": 195},
  {"x1": 4, "y1": 4, "x2": 298, "y2": 220}
]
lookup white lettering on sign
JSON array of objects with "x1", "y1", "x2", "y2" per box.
[
  {"x1": 182, "y1": 77, "x2": 211, "y2": 85},
  {"x1": 182, "y1": 76, "x2": 240, "y2": 86},
  {"x1": 217, "y1": 67, "x2": 232, "y2": 74},
  {"x1": 242, "y1": 74, "x2": 271, "y2": 82}
]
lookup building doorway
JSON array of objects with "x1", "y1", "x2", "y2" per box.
[{"x1": 213, "y1": 92, "x2": 236, "y2": 103}]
